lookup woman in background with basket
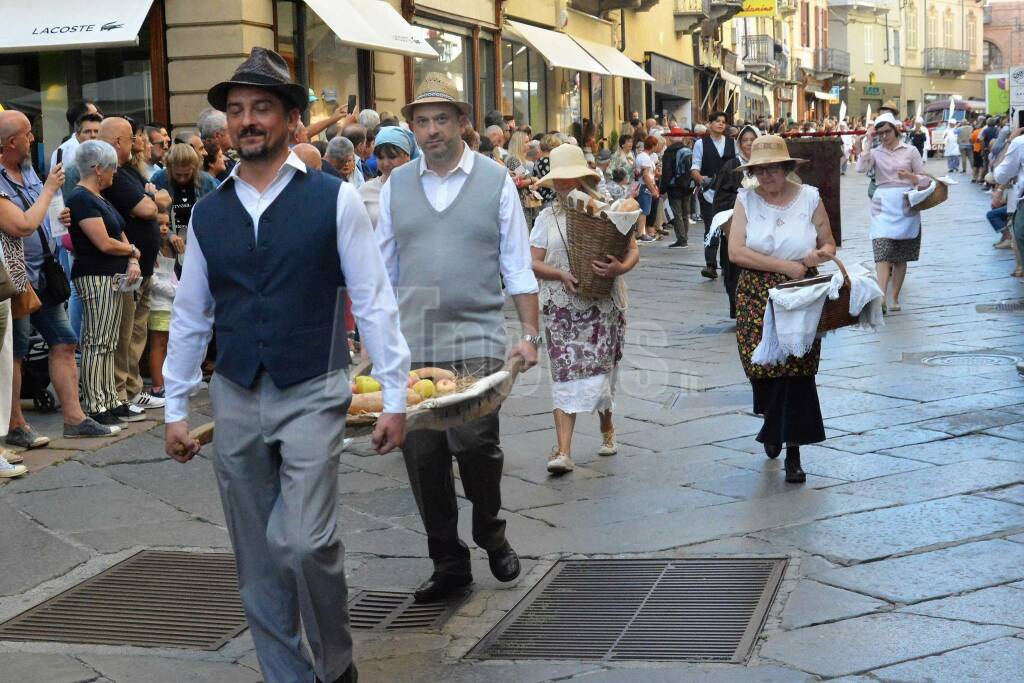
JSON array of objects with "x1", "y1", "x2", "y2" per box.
[
  {"x1": 728, "y1": 136, "x2": 836, "y2": 483},
  {"x1": 855, "y1": 112, "x2": 932, "y2": 313},
  {"x1": 530, "y1": 145, "x2": 639, "y2": 475}
]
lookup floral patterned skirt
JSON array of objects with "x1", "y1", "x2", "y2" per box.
[
  {"x1": 542, "y1": 300, "x2": 625, "y2": 385},
  {"x1": 735, "y1": 269, "x2": 821, "y2": 381}
]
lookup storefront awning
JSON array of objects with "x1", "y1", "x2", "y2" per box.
[
  {"x1": 719, "y1": 69, "x2": 743, "y2": 87},
  {"x1": 571, "y1": 37, "x2": 654, "y2": 82},
  {"x1": 811, "y1": 90, "x2": 832, "y2": 101},
  {"x1": 0, "y1": 2, "x2": 154, "y2": 53},
  {"x1": 304, "y1": 0, "x2": 439, "y2": 59},
  {"x1": 505, "y1": 21, "x2": 610, "y2": 76}
]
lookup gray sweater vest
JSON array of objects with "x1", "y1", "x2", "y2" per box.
[{"x1": 389, "y1": 154, "x2": 507, "y2": 363}]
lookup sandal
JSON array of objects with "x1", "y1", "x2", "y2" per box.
[{"x1": 1012, "y1": 268, "x2": 1024, "y2": 278}]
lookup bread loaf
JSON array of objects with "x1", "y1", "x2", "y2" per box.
[
  {"x1": 616, "y1": 198, "x2": 640, "y2": 213},
  {"x1": 413, "y1": 367, "x2": 456, "y2": 382}
]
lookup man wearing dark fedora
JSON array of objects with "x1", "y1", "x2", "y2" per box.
[
  {"x1": 376, "y1": 73, "x2": 540, "y2": 603},
  {"x1": 163, "y1": 46, "x2": 410, "y2": 683}
]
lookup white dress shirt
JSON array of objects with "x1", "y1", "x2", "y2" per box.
[
  {"x1": 994, "y1": 135, "x2": 1024, "y2": 214},
  {"x1": 49, "y1": 135, "x2": 80, "y2": 173},
  {"x1": 692, "y1": 135, "x2": 729, "y2": 202},
  {"x1": 375, "y1": 143, "x2": 538, "y2": 295},
  {"x1": 163, "y1": 151, "x2": 411, "y2": 421}
]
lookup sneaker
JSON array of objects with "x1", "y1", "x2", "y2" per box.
[
  {"x1": 598, "y1": 429, "x2": 617, "y2": 456},
  {"x1": 667, "y1": 241, "x2": 689, "y2": 249},
  {"x1": 701, "y1": 267, "x2": 718, "y2": 280},
  {"x1": 5, "y1": 426, "x2": 49, "y2": 450},
  {"x1": 0, "y1": 455, "x2": 27, "y2": 478},
  {"x1": 131, "y1": 391, "x2": 166, "y2": 410},
  {"x1": 111, "y1": 403, "x2": 147, "y2": 423},
  {"x1": 546, "y1": 449, "x2": 574, "y2": 474},
  {"x1": 0, "y1": 448, "x2": 23, "y2": 464},
  {"x1": 148, "y1": 387, "x2": 166, "y2": 399},
  {"x1": 89, "y1": 410, "x2": 125, "y2": 427},
  {"x1": 638, "y1": 235, "x2": 656, "y2": 243},
  {"x1": 64, "y1": 416, "x2": 120, "y2": 439}
]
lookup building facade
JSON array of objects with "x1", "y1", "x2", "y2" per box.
[
  {"x1": 900, "y1": 0, "x2": 985, "y2": 118},
  {"x1": 829, "y1": 0, "x2": 902, "y2": 119},
  {"x1": 983, "y1": 0, "x2": 1024, "y2": 73}
]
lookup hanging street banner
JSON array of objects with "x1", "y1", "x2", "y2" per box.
[{"x1": 738, "y1": 0, "x2": 778, "y2": 17}]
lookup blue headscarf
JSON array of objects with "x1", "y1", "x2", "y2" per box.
[{"x1": 374, "y1": 126, "x2": 419, "y2": 160}]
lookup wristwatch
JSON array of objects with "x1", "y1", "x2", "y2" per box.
[{"x1": 521, "y1": 334, "x2": 542, "y2": 347}]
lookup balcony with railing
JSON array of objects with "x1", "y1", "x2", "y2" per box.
[
  {"x1": 924, "y1": 47, "x2": 970, "y2": 74},
  {"x1": 571, "y1": 0, "x2": 658, "y2": 14},
  {"x1": 709, "y1": 0, "x2": 744, "y2": 24},
  {"x1": 743, "y1": 35, "x2": 776, "y2": 73},
  {"x1": 674, "y1": 0, "x2": 710, "y2": 34},
  {"x1": 826, "y1": 0, "x2": 894, "y2": 13},
  {"x1": 778, "y1": 0, "x2": 798, "y2": 15},
  {"x1": 814, "y1": 48, "x2": 851, "y2": 77}
]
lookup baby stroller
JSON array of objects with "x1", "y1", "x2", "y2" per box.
[{"x1": 20, "y1": 332, "x2": 57, "y2": 413}]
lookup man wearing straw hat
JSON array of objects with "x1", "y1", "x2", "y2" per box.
[
  {"x1": 376, "y1": 73, "x2": 540, "y2": 604},
  {"x1": 163, "y1": 46, "x2": 410, "y2": 683}
]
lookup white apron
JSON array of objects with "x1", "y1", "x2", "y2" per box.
[{"x1": 869, "y1": 186, "x2": 921, "y2": 241}]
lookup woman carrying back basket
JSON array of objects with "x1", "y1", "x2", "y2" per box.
[
  {"x1": 728, "y1": 136, "x2": 837, "y2": 483},
  {"x1": 529, "y1": 145, "x2": 639, "y2": 475}
]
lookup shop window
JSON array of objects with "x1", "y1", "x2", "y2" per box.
[
  {"x1": 480, "y1": 37, "x2": 496, "y2": 118},
  {"x1": 412, "y1": 24, "x2": 474, "y2": 107},
  {"x1": 502, "y1": 39, "x2": 547, "y2": 130}
]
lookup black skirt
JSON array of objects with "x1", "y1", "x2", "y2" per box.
[{"x1": 751, "y1": 376, "x2": 826, "y2": 447}]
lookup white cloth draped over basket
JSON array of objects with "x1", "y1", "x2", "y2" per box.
[{"x1": 752, "y1": 262, "x2": 885, "y2": 366}]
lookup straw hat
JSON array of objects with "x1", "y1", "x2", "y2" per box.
[
  {"x1": 537, "y1": 144, "x2": 602, "y2": 188},
  {"x1": 738, "y1": 135, "x2": 807, "y2": 169},
  {"x1": 208, "y1": 47, "x2": 308, "y2": 114},
  {"x1": 401, "y1": 73, "x2": 472, "y2": 120},
  {"x1": 880, "y1": 99, "x2": 899, "y2": 113}
]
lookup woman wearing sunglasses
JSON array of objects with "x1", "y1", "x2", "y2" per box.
[{"x1": 728, "y1": 136, "x2": 836, "y2": 483}]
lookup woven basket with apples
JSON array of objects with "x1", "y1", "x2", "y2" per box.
[{"x1": 344, "y1": 357, "x2": 525, "y2": 436}]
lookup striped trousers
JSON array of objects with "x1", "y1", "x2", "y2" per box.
[{"x1": 76, "y1": 275, "x2": 123, "y2": 414}]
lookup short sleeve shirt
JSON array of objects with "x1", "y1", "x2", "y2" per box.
[
  {"x1": 66, "y1": 187, "x2": 130, "y2": 279},
  {"x1": 102, "y1": 166, "x2": 160, "y2": 277}
]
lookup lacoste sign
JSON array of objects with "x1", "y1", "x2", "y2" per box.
[{"x1": 31, "y1": 21, "x2": 124, "y2": 35}]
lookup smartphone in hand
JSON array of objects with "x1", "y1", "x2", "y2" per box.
[{"x1": 347, "y1": 94, "x2": 357, "y2": 113}]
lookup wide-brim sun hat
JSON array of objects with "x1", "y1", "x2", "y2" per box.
[
  {"x1": 401, "y1": 73, "x2": 472, "y2": 121},
  {"x1": 737, "y1": 135, "x2": 807, "y2": 170},
  {"x1": 208, "y1": 47, "x2": 308, "y2": 114},
  {"x1": 537, "y1": 144, "x2": 602, "y2": 188}
]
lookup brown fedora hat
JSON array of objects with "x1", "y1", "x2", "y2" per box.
[
  {"x1": 208, "y1": 47, "x2": 308, "y2": 114},
  {"x1": 401, "y1": 72, "x2": 472, "y2": 121}
]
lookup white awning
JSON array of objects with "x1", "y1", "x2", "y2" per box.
[
  {"x1": 571, "y1": 36, "x2": 654, "y2": 82},
  {"x1": 0, "y1": 2, "x2": 154, "y2": 53},
  {"x1": 811, "y1": 90, "x2": 832, "y2": 101},
  {"x1": 305, "y1": 0, "x2": 439, "y2": 59},
  {"x1": 505, "y1": 21, "x2": 610, "y2": 75},
  {"x1": 719, "y1": 69, "x2": 743, "y2": 87}
]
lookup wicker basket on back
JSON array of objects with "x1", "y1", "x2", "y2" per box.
[
  {"x1": 565, "y1": 196, "x2": 634, "y2": 299},
  {"x1": 774, "y1": 254, "x2": 859, "y2": 333}
]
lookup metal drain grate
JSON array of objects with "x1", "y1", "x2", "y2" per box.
[
  {"x1": 921, "y1": 353, "x2": 1019, "y2": 367},
  {"x1": 468, "y1": 558, "x2": 786, "y2": 663},
  {"x1": 0, "y1": 551, "x2": 246, "y2": 650},
  {"x1": 976, "y1": 300, "x2": 1024, "y2": 313},
  {"x1": 349, "y1": 590, "x2": 465, "y2": 631}
]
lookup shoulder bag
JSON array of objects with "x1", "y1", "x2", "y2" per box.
[{"x1": 9, "y1": 183, "x2": 71, "y2": 307}]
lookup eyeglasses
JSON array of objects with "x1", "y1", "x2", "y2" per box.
[{"x1": 751, "y1": 164, "x2": 784, "y2": 176}]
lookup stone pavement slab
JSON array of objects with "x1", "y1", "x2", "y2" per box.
[
  {"x1": 880, "y1": 433, "x2": 1024, "y2": 465},
  {"x1": 758, "y1": 613, "x2": 1013, "y2": 678},
  {"x1": 688, "y1": 469, "x2": 843, "y2": 499},
  {"x1": 871, "y1": 637, "x2": 1024, "y2": 683},
  {"x1": 914, "y1": 409, "x2": 1024, "y2": 436},
  {"x1": 984, "y1": 420, "x2": 1024, "y2": 441},
  {"x1": 0, "y1": 500, "x2": 89, "y2": 596},
  {"x1": 355, "y1": 653, "x2": 599, "y2": 683},
  {"x1": 103, "y1": 458, "x2": 226, "y2": 524},
  {"x1": 518, "y1": 485, "x2": 731, "y2": 526},
  {"x1": 78, "y1": 655, "x2": 261, "y2": 683},
  {"x1": 811, "y1": 539, "x2": 1024, "y2": 603},
  {"x1": 0, "y1": 653, "x2": 99, "y2": 683},
  {"x1": 69, "y1": 520, "x2": 231, "y2": 553},
  {"x1": 756, "y1": 495, "x2": 1024, "y2": 563},
  {"x1": 616, "y1": 413, "x2": 766, "y2": 451},
  {"x1": 825, "y1": 425, "x2": 951, "y2": 454},
  {"x1": 980, "y1": 484, "x2": 1024, "y2": 506},
  {"x1": 563, "y1": 664, "x2": 817, "y2": 682},
  {"x1": 0, "y1": 460, "x2": 115, "y2": 493},
  {"x1": 779, "y1": 580, "x2": 888, "y2": 630},
  {"x1": 9, "y1": 482, "x2": 190, "y2": 533},
  {"x1": 823, "y1": 458, "x2": 1024, "y2": 504},
  {"x1": 900, "y1": 585, "x2": 1024, "y2": 628}
]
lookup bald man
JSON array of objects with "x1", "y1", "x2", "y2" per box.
[
  {"x1": 98, "y1": 117, "x2": 169, "y2": 420},
  {"x1": 291, "y1": 143, "x2": 322, "y2": 171},
  {"x1": 0, "y1": 110, "x2": 120, "y2": 444}
]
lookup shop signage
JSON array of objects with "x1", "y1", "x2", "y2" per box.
[
  {"x1": 30, "y1": 23, "x2": 123, "y2": 35},
  {"x1": 863, "y1": 85, "x2": 881, "y2": 96},
  {"x1": 1010, "y1": 66, "x2": 1024, "y2": 126},
  {"x1": 738, "y1": 0, "x2": 778, "y2": 17}
]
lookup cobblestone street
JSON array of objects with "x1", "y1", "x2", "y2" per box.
[{"x1": 1, "y1": 160, "x2": 1023, "y2": 682}]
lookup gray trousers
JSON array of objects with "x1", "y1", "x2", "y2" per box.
[
  {"x1": 667, "y1": 192, "x2": 689, "y2": 244},
  {"x1": 210, "y1": 370, "x2": 352, "y2": 683}
]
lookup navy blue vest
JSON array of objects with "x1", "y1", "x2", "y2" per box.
[{"x1": 191, "y1": 168, "x2": 346, "y2": 389}]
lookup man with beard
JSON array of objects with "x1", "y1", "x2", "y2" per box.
[
  {"x1": 163, "y1": 47, "x2": 409, "y2": 683},
  {"x1": 376, "y1": 73, "x2": 539, "y2": 604}
]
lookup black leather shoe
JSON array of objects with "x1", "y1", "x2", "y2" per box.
[
  {"x1": 784, "y1": 447, "x2": 806, "y2": 483},
  {"x1": 701, "y1": 267, "x2": 718, "y2": 280},
  {"x1": 488, "y1": 543, "x2": 521, "y2": 583},
  {"x1": 763, "y1": 442, "x2": 782, "y2": 459},
  {"x1": 413, "y1": 572, "x2": 472, "y2": 603},
  {"x1": 316, "y1": 662, "x2": 357, "y2": 683}
]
